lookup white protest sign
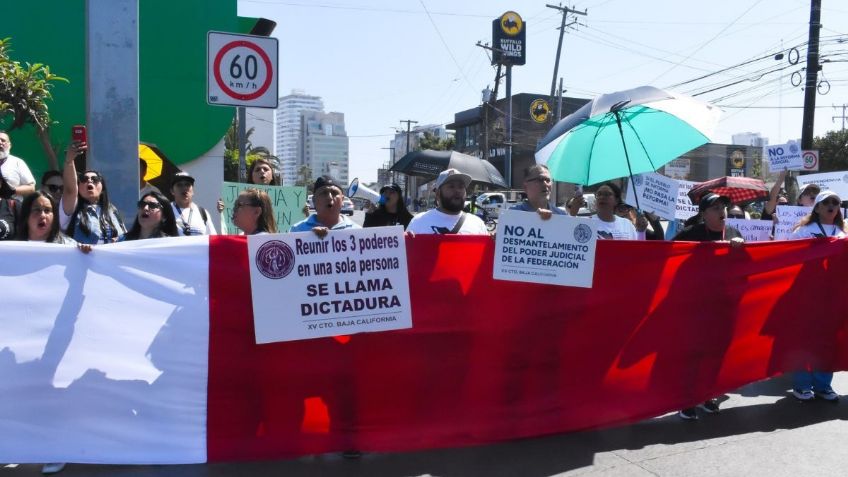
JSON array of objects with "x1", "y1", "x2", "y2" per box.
[
  {"x1": 725, "y1": 219, "x2": 773, "y2": 242},
  {"x1": 765, "y1": 141, "x2": 804, "y2": 172},
  {"x1": 624, "y1": 173, "x2": 679, "y2": 220},
  {"x1": 494, "y1": 210, "x2": 597, "y2": 288},
  {"x1": 248, "y1": 227, "x2": 412, "y2": 343},
  {"x1": 774, "y1": 205, "x2": 812, "y2": 240},
  {"x1": 675, "y1": 179, "x2": 700, "y2": 220},
  {"x1": 797, "y1": 170, "x2": 848, "y2": 198}
]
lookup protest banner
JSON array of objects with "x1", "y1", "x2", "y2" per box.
[
  {"x1": 675, "y1": 179, "x2": 699, "y2": 220},
  {"x1": 220, "y1": 182, "x2": 306, "y2": 233},
  {"x1": 494, "y1": 210, "x2": 597, "y2": 288},
  {"x1": 725, "y1": 218, "x2": 772, "y2": 242},
  {"x1": 797, "y1": 170, "x2": 848, "y2": 198},
  {"x1": 765, "y1": 141, "x2": 804, "y2": 172},
  {"x1": 624, "y1": 173, "x2": 678, "y2": 220},
  {"x1": 248, "y1": 227, "x2": 412, "y2": 343}
]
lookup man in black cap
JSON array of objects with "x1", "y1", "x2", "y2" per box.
[
  {"x1": 674, "y1": 193, "x2": 743, "y2": 243},
  {"x1": 291, "y1": 175, "x2": 360, "y2": 233},
  {"x1": 170, "y1": 171, "x2": 217, "y2": 236},
  {"x1": 363, "y1": 183, "x2": 414, "y2": 229}
]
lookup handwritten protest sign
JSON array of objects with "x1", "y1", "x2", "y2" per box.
[
  {"x1": 765, "y1": 141, "x2": 804, "y2": 172},
  {"x1": 220, "y1": 182, "x2": 306, "y2": 233},
  {"x1": 624, "y1": 173, "x2": 679, "y2": 220},
  {"x1": 248, "y1": 227, "x2": 412, "y2": 343},
  {"x1": 494, "y1": 210, "x2": 597, "y2": 288},
  {"x1": 797, "y1": 171, "x2": 848, "y2": 198},
  {"x1": 725, "y1": 219, "x2": 772, "y2": 242},
  {"x1": 773, "y1": 205, "x2": 812, "y2": 240},
  {"x1": 675, "y1": 179, "x2": 699, "y2": 220}
]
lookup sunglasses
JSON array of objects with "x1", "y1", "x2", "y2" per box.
[
  {"x1": 45, "y1": 184, "x2": 63, "y2": 193},
  {"x1": 137, "y1": 200, "x2": 163, "y2": 210},
  {"x1": 78, "y1": 174, "x2": 102, "y2": 184},
  {"x1": 527, "y1": 176, "x2": 552, "y2": 184},
  {"x1": 820, "y1": 198, "x2": 841, "y2": 207}
]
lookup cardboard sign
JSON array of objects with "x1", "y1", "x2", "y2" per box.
[
  {"x1": 248, "y1": 227, "x2": 412, "y2": 343},
  {"x1": 725, "y1": 219, "x2": 772, "y2": 242},
  {"x1": 220, "y1": 182, "x2": 306, "y2": 233},
  {"x1": 624, "y1": 173, "x2": 679, "y2": 220},
  {"x1": 797, "y1": 170, "x2": 848, "y2": 199},
  {"x1": 494, "y1": 210, "x2": 597, "y2": 288},
  {"x1": 774, "y1": 205, "x2": 812, "y2": 240},
  {"x1": 765, "y1": 141, "x2": 804, "y2": 172}
]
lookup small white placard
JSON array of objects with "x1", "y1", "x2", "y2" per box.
[
  {"x1": 725, "y1": 219, "x2": 773, "y2": 242},
  {"x1": 494, "y1": 210, "x2": 597, "y2": 288},
  {"x1": 765, "y1": 141, "x2": 804, "y2": 172},
  {"x1": 625, "y1": 173, "x2": 679, "y2": 220},
  {"x1": 675, "y1": 179, "x2": 700, "y2": 220},
  {"x1": 248, "y1": 227, "x2": 412, "y2": 343}
]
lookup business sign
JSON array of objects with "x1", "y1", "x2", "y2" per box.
[
  {"x1": 624, "y1": 173, "x2": 679, "y2": 220},
  {"x1": 797, "y1": 170, "x2": 848, "y2": 198},
  {"x1": 663, "y1": 158, "x2": 690, "y2": 180},
  {"x1": 494, "y1": 210, "x2": 597, "y2": 288},
  {"x1": 248, "y1": 227, "x2": 412, "y2": 343},
  {"x1": 725, "y1": 219, "x2": 773, "y2": 242},
  {"x1": 208, "y1": 31, "x2": 279, "y2": 108},
  {"x1": 529, "y1": 99, "x2": 551, "y2": 123},
  {"x1": 765, "y1": 141, "x2": 804, "y2": 172},
  {"x1": 492, "y1": 11, "x2": 526, "y2": 65},
  {"x1": 802, "y1": 150, "x2": 820, "y2": 171},
  {"x1": 220, "y1": 182, "x2": 306, "y2": 234},
  {"x1": 727, "y1": 148, "x2": 746, "y2": 177},
  {"x1": 675, "y1": 179, "x2": 700, "y2": 220}
]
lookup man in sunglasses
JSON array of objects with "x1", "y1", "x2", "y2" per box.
[
  {"x1": 0, "y1": 131, "x2": 35, "y2": 200},
  {"x1": 170, "y1": 172, "x2": 216, "y2": 236},
  {"x1": 40, "y1": 170, "x2": 64, "y2": 203},
  {"x1": 510, "y1": 164, "x2": 566, "y2": 220}
]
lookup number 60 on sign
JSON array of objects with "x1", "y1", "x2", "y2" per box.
[{"x1": 207, "y1": 31, "x2": 279, "y2": 108}]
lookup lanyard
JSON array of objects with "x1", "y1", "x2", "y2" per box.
[{"x1": 816, "y1": 221, "x2": 836, "y2": 237}]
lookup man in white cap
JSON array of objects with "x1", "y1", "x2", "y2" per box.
[{"x1": 407, "y1": 168, "x2": 488, "y2": 235}]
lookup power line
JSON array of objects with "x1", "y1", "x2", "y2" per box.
[{"x1": 419, "y1": 0, "x2": 477, "y2": 94}]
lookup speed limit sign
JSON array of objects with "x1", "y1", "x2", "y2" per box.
[{"x1": 208, "y1": 31, "x2": 278, "y2": 108}]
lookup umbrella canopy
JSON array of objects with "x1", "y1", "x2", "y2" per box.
[
  {"x1": 535, "y1": 86, "x2": 720, "y2": 186},
  {"x1": 687, "y1": 176, "x2": 769, "y2": 206},
  {"x1": 389, "y1": 150, "x2": 508, "y2": 189},
  {"x1": 139, "y1": 143, "x2": 182, "y2": 193}
]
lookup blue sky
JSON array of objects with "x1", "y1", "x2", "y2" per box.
[{"x1": 237, "y1": 0, "x2": 848, "y2": 183}]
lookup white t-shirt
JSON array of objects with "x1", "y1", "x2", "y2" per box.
[
  {"x1": 1, "y1": 154, "x2": 35, "y2": 199},
  {"x1": 593, "y1": 215, "x2": 644, "y2": 240},
  {"x1": 407, "y1": 210, "x2": 489, "y2": 235},
  {"x1": 790, "y1": 222, "x2": 846, "y2": 239},
  {"x1": 171, "y1": 202, "x2": 217, "y2": 236}
]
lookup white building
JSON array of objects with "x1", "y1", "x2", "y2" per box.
[
  {"x1": 300, "y1": 111, "x2": 349, "y2": 185},
  {"x1": 245, "y1": 107, "x2": 274, "y2": 153},
  {"x1": 731, "y1": 132, "x2": 768, "y2": 148},
  {"x1": 274, "y1": 90, "x2": 324, "y2": 185}
]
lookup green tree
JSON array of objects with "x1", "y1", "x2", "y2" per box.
[
  {"x1": 296, "y1": 165, "x2": 312, "y2": 188},
  {"x1": 0, "y1": 38, "x2": 67, "y2": 169},
  {"x1": 223, "y1": 114, "x2": 257, "y2": 182},
  {"x1": 417, "y1": 131, "x2": 455, "y2": 151},
  {"x1": 814, "y1": 129, "x2": 848, "y2": 172}
]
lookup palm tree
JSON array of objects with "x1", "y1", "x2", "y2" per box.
[{"x1": 0, "y1": 38, "x2": 68, "y2": 169}]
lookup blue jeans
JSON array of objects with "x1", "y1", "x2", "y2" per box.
[{"x1": 793, "y1": 371, "x2": 833, "y2": 392}]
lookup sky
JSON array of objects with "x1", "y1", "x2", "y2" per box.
[{"x1": 237, "y1": 0, "x2": 848, "y2": 184}]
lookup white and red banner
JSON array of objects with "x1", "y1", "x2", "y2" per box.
[{"x1": 3, "y1": 235, "x2": 848, "y2": 463}]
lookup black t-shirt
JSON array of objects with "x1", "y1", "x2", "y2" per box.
[
  {"x1": 363, "y1": 208, "x2": 413, "y2": 229},
  {"x1": 673, "y1": 222, "x2": 743, "y2": 242}
]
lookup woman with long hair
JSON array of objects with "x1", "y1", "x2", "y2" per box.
[
  {"x1": 232, "y1": 188, "x2": 278, "y2": 235},
  {"x1": 123, "y1": 191, "x2": 179, "y2": 240},
  {"x1": 363, "y1": 183, "x2": 413, "y2": 229},
  {"x1": 248, "y1": 156, "x2": 280, "y2": 186},
  {"x1": 16, "y1": 191, "x2": 71, "y2": 243},
  {"x1": 60, "y1": 142, "x2": 126, "y2": 244}
]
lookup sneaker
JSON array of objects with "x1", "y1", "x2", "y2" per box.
[
  {"x1": 699, "y1": 398, "x2": 720, "y2": 414},
  {"x1": 41, "y1": 463, "x2": 66, "y2": 474},
  {"x1": 792, "y1": 389, "x2": 815, "y2": 401},
  {"x1": 814, "y1": 389, "x2": 840, "y2": 402},
  {"x1": 678, "y1": 408, "x2": 698, "y2": 420}
]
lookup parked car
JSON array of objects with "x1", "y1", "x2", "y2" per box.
[
  {"x1": 341, "y1": 197, "x2": 355, "y2": 216},
  {"x1": 476, "y1": 192, "x2": 510, "y2": 217}
]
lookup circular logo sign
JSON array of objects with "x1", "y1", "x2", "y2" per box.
[
  {"x1": 213, "y1": 40, "x2": 274, "y2": 101},
  {"x1": 255, "y1": 240, "x2": 296, "y2": 279},
  {"x1": 529, "y1": 99, "x2": 551, "y2": 123},
  {"x1": 632, "y1": 175, "x2": 644, "y2": 187},
  {"x1": 731, "y1": 150, "x2": 745, "y2": 168},
  {"x1": 788, "y1": 142, "x2": 800, "y2": 154},
  {"x1": 500, "y1": 11, "x2": 523, "y2": 36},
  {"x1": 574, "y1": 223, "x2": 593, "y2": 244}
]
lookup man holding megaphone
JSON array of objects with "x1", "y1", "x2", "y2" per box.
[{"x1": 363, "y1": 182, "x2": 414, "y2": 229}]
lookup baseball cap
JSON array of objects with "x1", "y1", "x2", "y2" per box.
[
  {"x1": 434, "y1": 168, "x2": 471, "y2": 189},
  {"x1": 171, "y1": 171, "x2": 195, "y2": 186},
  {"x1": 313, "y1": 175, "x2": 341, "y2": 193},
  {"x1": 814, "y1": 190, "x2": 840, "y2": 206},
  {"x1": 698, "y1": 192, "x2": 731, "y2": 211},
  {"x1": 379, "y1": 183, "x2": 403, "y2": 195},
  {"x1": 799, "y1": 183, "x2": 821, "y2": 197}
]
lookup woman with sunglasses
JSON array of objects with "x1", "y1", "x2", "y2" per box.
[
  {"x1": 232, "y1": 188, "x2": 278, "y2": 235},
  {"x1": 60, "y1": 142, "x2": 127, "y2": 244},
  {"x1": 122, "y1": 192, "x2": 179, "y2": 240},
  {"x1": 787, "y1": 190, "x2": 845, "y2": 403},
  {"x1": 39, "y1": 170, "x2": 64, "y2": 203}
]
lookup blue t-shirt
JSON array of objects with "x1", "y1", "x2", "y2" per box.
[{"x1": 289, "y1": 214, "x2": 361, "y2": 232}]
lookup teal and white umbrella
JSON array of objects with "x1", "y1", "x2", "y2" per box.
[{"x1": 535, "y1": 86, "x2": 720, "y2": 194}]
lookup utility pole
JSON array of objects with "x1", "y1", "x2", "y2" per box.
[
  {"x1": 834, "y1": 104, "x2": 848, "y2": 131},
  {"x1": 400, "y1": 119, "x2": 417, "y2": 198},
  {"x1": 547, "y1": 4, "x2": 586, "y2": 110},
  {"x1": 790, "y1": 0, "x2": 822, "y2": 203}
]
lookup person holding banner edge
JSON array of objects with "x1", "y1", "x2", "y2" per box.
[
  {"x1": 510, "y1": 164, "x2": 566, "y2": 220},
  {"x1": 290, "y1": 175, "x2": 359, "y2": 235}
]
